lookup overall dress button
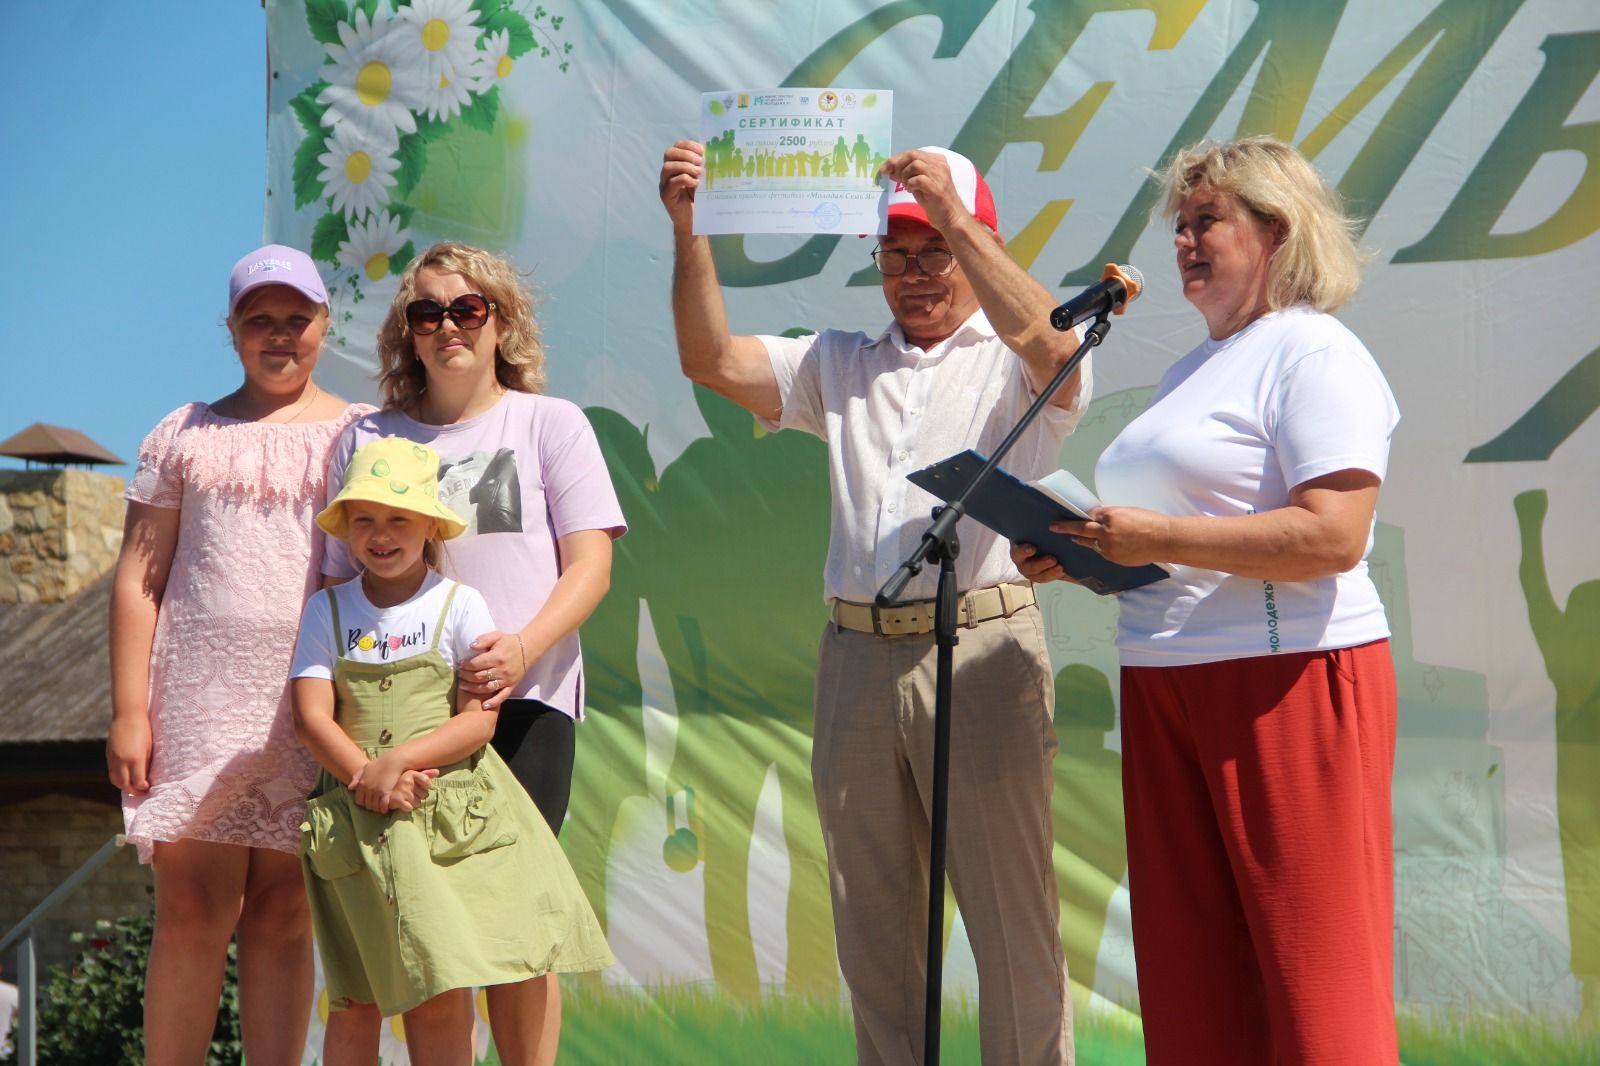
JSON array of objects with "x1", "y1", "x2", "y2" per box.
[
  {"x1": 379, "y1": 676, "x2": 393, "y2": 691},
  {"x1": 379, "y1": 729, "x2": 393, "y2": 744}
]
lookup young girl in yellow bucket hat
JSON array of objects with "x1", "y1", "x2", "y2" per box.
[{"x1": 288, "y1": 437, "x2": 611, "y2": 1057}]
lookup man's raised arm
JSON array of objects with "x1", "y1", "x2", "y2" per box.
[{"x1": 660, "y1": 139, "x2": 782, "y2": 421}]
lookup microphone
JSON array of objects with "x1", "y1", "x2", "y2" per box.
[{"x1": 1050, "y1": 263, "x2": 1144, "y2": 332}]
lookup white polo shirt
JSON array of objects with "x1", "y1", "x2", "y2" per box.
[{"x1": 760, "y1": 310, "x2": 1091, "y2": 604}]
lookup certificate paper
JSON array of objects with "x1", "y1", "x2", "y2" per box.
[{"x1": 693, "y1": 88, "x2": 894, "y2": 236}]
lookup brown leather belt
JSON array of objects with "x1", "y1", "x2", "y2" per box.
[{"x1": 830, "y1": 582, "x2": 1036, "y2": 637}]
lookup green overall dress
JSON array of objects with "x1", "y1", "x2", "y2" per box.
[{"x1": 300, "y1": 582, "x2": 613, "y2": 1016}]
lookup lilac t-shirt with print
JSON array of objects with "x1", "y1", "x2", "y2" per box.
[{"x1": 323, "y1": 391, "x2": 626, "y2": 718}]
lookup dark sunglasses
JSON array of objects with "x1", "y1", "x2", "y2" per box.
[{"x1": 405, "y1": 293, "x2": 496, "y2": 335}]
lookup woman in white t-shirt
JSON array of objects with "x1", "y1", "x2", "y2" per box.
[{"x1": 1015, "y1": 136, "x2": 1400, "y2": 1065}]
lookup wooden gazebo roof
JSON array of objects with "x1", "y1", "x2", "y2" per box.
[
  {"x1": 0, "y1": 573, "x2": 113, "y2": 745},
  {"x1": 0, "y1": 423, "x2": 124, "y2": 466},
  {"x1": 0, "y1": 573, "x2": 120, "y2": 802}
]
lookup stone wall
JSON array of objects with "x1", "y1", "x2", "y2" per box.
[
  {"x1": 0, "y1": 469, "x2": 124, "y2": 605},
  {"x1": 0, "y1": 794, "x2": 151, "y2": 976}
]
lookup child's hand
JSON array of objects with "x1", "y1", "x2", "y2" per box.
[
  {"x1": 387, "y1": 769, "x2": 441, "y2": 812},
  {"x1": 460, "y1": 630, "x2": 528, "y2": 711},
  {"x1": 107, "y1": 716, "x2": 153, "y2": 793},
  {"x1": 351, "y1": 753, "x2": 409, "y2": 813}
]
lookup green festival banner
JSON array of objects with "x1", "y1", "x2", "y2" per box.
[{"x1": 264, "y1": 0, "x2": 1600, "y2": 1060}]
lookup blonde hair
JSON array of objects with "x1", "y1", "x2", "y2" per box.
[
  {"x1": 423, "y1": 529, "x2": 449, "y2": 573},
  {"x1": 376, "y1": 242, "x2": 546, "y2": 412},
  {"x1": 1154, "y1": 136, "x2": 1366, "y2": 313}
]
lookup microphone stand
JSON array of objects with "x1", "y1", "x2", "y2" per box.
[{"x1": 875, "y1": 309, "x2": 1112, "y2": 1066}]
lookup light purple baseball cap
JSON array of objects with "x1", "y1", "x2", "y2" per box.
[{"x1": 227, "y1": 244, "x2": 329, "y2": 316}]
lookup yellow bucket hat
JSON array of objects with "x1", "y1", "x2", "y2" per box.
[{"x1": 316, "y1": 437, "x2": 468, "y2": 540}]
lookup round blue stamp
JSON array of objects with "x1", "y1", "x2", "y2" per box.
[{"x1": 812, "y1": 201, "x2": 842, "y2": 229}]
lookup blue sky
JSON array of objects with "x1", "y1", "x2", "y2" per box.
[{"x1": 1, "y1": 2, "x2": 272, "y2": 476}]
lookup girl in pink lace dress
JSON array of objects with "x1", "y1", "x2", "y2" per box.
[{"x1": 108, "y1": 245, "x2": 373, "y2": 1066}]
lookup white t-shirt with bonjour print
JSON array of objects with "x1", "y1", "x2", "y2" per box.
[
  {"x1": 1096, "y1": 307, "x2": 1399, "y2": 667},
  {"x1": 291, "y1": 571, "x2": 497, "y2": 681}
]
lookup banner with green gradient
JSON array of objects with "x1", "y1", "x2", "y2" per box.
[{"x1": 264, "y1": 1, "x2": 1600, "y2": 1060}]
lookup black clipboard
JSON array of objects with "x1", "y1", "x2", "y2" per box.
[{"x1": 907, "y1": 450, "x2": 1169, "y2": 596}]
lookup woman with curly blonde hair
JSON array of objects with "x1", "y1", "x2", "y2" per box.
[
  {"x1": 374, "y1": 242, "x2": 549, "y2": 406},
  {"x1": 320, "y1": 242, "x2": 625, "y2": 1066},
  {"x1": 1015, "y1": 136, "x2": 1401, "y2": 1064}
]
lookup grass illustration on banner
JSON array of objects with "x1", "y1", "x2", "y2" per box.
[{"x1": 290, "y1": 0, "x2": 571, "y2": 341}]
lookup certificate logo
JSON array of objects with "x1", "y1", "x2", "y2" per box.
[
  {"x1": 818, "y1": 91, "x2": 839, "y2": 112},
  {"x1": 737, "y1": 93, "x2": 750, "y2": 108}
]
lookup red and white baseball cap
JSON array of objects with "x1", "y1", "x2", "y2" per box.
[{"x1": 885, "y1": 147, "x2": 998, "y2": 232}]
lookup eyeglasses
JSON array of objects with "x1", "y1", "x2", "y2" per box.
[
  {"x1": 871, "y1": 248, "x2": 957, "y2": 277},
  {"x1": 405, "y1": 293, "x2": 496, "y2": 335}
]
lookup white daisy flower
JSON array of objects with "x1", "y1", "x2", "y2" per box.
[
  {"x1": 317, "y1": 122, "x2": 401, "y2": 221},
  {"x1": 317, "y1": 3, "x2": 430, "y2": 146},
  {"x1": 393, "y1": 0, "x2": 481, "y2": 88},
  {"x1": 418, "y1": 64, "x2": 476, "y2": 122},
  {"x1": 475, "y1": 28, "x2": 515, "y2": 89},
  {"x1": 336, "y1": 211, "x2": 410, "y2": 282}
]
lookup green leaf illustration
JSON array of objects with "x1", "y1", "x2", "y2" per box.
[
  {"x1": 486, "y1": 9, "x2": 536, "y2": 58},
  {"x1": 389, "y1": 240, "x2": 416, "y2": 276},
  {"x1": 293, "y1": 129, "x2": 330, "y2": 209},
  {"x1": 1464, "y1": 343, "x2": 1600, "y2": 463},
  {"x1": 863, "y1": 93, "x2": 877, "y2": 108},
  {"x1": 290, "y1": 82, "x2": 330, "y2": 136},
  {"x1": 394, "y1": 132, "x2": 428, "y2": 197},
  {"x1": 310, "y1": 212, "x2": 351, "y2": 264},
  {"x1": 469, "y1": 0, "x2": 501, "y2": 17},
  {"x1": 415, "y1": 112, "x2": 452, "y2": 142},
  {"x1": 355, "y1": 0, "x2": 382, "y2": 22},
  {"x1": 305, "y1": 0, "x2": 350, "y2": 46},
  {"x1": 708, "y1": 99, "x2": 725, "y2": 117},
  {"x1": 460, "y1": 86, "x2": 500, "y2": 133},
  {"x1": 388, "y1": 203, "x2": 416, "y2": 229}
]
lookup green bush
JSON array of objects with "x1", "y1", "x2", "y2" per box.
[{"x1": 2, "y1": 909, "x2": 241, "y2": 1065}]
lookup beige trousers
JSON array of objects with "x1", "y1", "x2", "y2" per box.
[{"x1": 812, "y1": 605, "x2": 1073, "y2": 1065}]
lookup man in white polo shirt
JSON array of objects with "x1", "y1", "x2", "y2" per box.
[{"x1": 658, "y1": 140, "x2": 1090, "y2": 1065}]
